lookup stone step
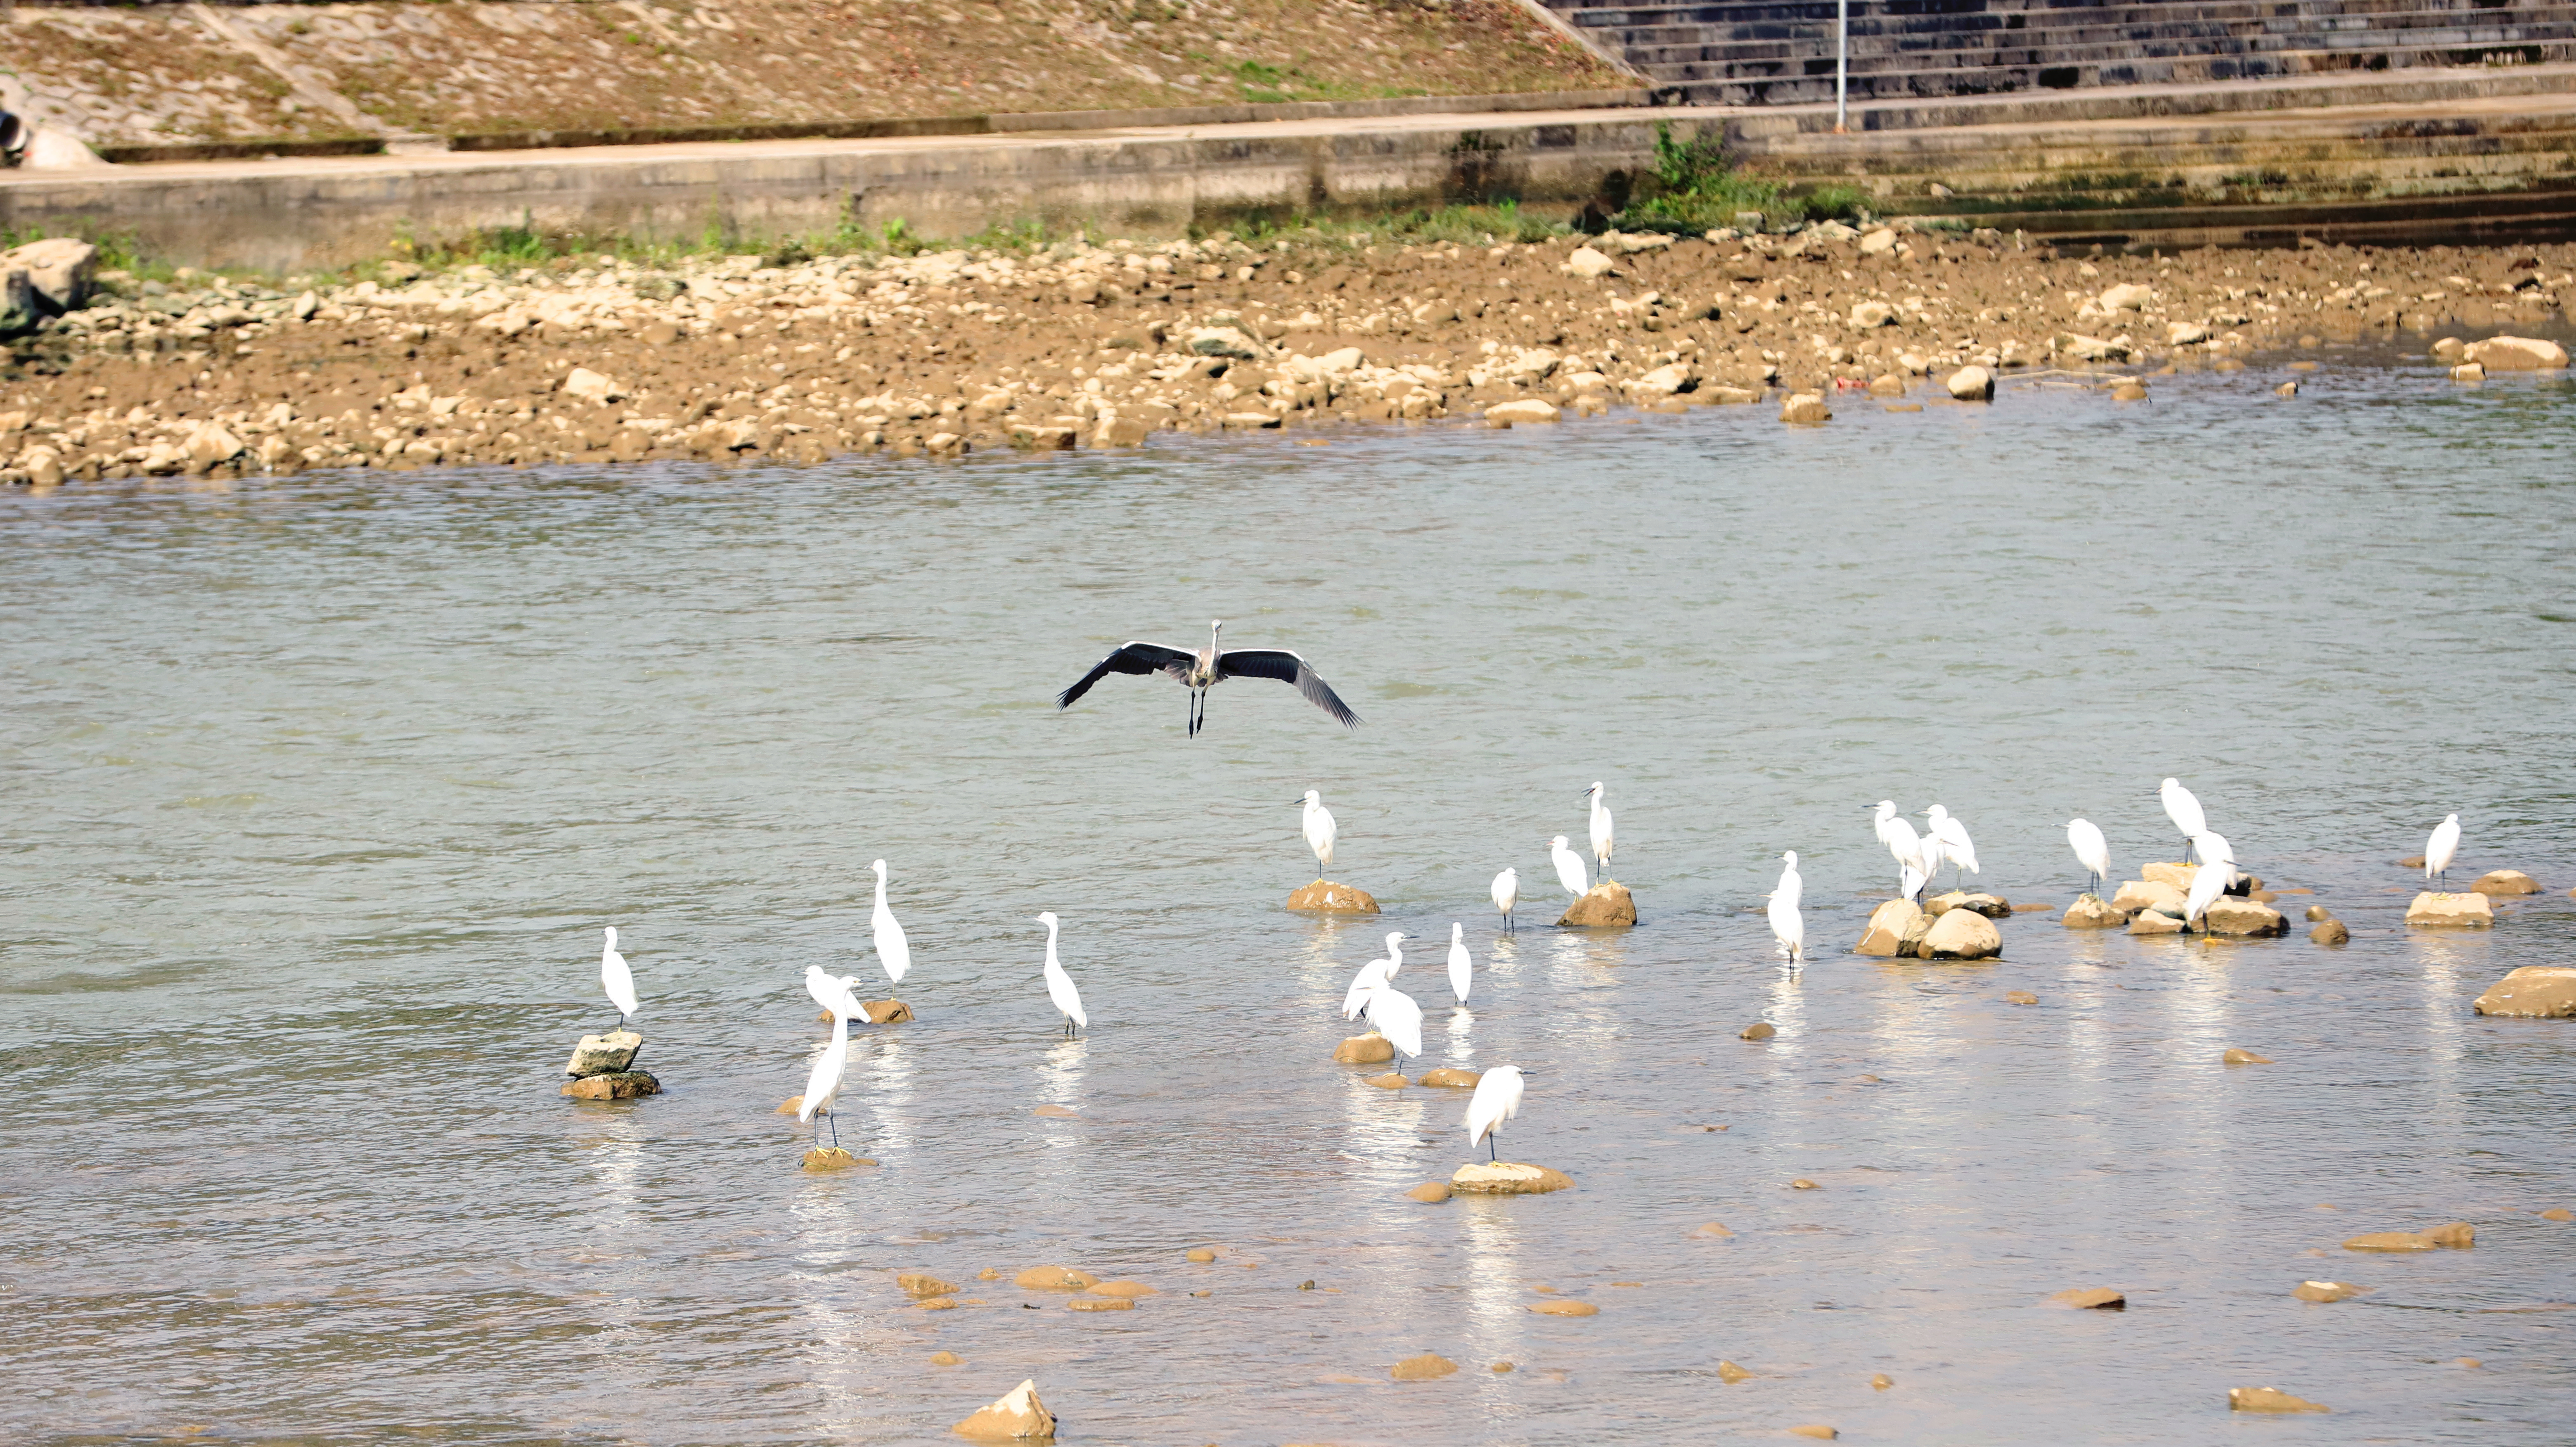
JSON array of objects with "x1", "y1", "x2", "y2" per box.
[
  {"x1": 1705, "y1": 56, "x2": 2576, "y2": 122},
  {"x1": 1655, "y1": 47, "x2": 2576, "y2": 102},
  {"x1": 1609, "y1": 9, "x2": 2576, "y2": 55}
]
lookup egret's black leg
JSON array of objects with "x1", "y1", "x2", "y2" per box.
[{"x1": 1487, "y1": 1132, "x2": 1498, "y2": 1162}]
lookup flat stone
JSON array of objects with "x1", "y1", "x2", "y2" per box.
[
  {"x1": 562, "y1": 1070, "x2": 659, "y2": 1100},
  {"x1": 2204, "y1": 899, "x2": 2289, "y2": 936},
  {"x1": 2407, "y1": 891, "x2": 2493, "y2": 928},
  {"x1": 2343, "y1": 1232, "x2": 2436, "y2": 1252},
  {"x1": 2294, "y1": 1280, "x2": 2367, "y2": 1302},
  {"x1": 2223, "y1": 1048, "x2": 2273, "y2": 1065},
  {"x1": 864, "y1": 999, "x2": 915, "y2": 1023},
  {"x1": 1740, "y1": 1021, "x2": 1777, "y2": 1041},
  {"x1": 2475, "y1": 966, "x2": 2576, "y2": 1018},
  {"x1": 1925, "y1": 891, "x2": 2010, "y2": 919},
  {"x1": 2423, "y1": 1221, "x2": 2474, "y2": 1248},
  {"x1": 1485, "y1": 399, "x2": 1560, "y2": 424},
  {"x1": 2005, "y1": 990, "x2": 2039, "y2": 1005},
  {"x1": 564, "y1": 1030, "x2": 641, "y2": 1077},
  {"x1": 1450, "y1": 1161, "x2": 1574, "y2": 1195},
  {"x1": 918, "y1": 1296, "x2": 958, "y2": 1309},
  {"x1": 1288, "y1": 879, "x2": 1379, "y2": 914},
  {"x1": 2311, "y1": 919, "x2": 2351, "y2": 946},
  {"x1": 901, "y1": 1273, "x2": 959, "y2": 1299},
  {"x1": 1792, "y1": 1178, "x2": 1820, "y2": 1190},
  {"x1": 1089, "y1": 1280, "x2": 1155, "y2": 1298},
  {"x1": 1333, "y1": 1034, "x2": 1395, "y2": 1065},
  {"x1": 2062, "y1": 894, "x2": 2127, "y2": 928},
  {"x1": 1014, "y1": 1266, "x2": 1098, "y2": 1290},
  {"x1": 1718, "y1": 1360, "x2": 1753, "y2": 1383},
  {"x1": 2539, "y1": 1208, "x2": 2572, "y2": 1222},
  {"x1": 801, "y1": 1146, "x2": 874, "y2": 1170},
  {"x1": 2228, "y1": 1387, "x2": 2329, "y2": 1414},
  {"x1": 954, "y1": 1379, "x2": 1055, "y2": 1440},
  {"x1": 1789, "y1": 1426, "x2": 1838, "y2": 1441},
  {"x1": 777, "y1": 1095, "x2": 805, "y2": 1115},
  {"x1": 931, "y1": 1350, "x2": 963, "y2": 1365},
  {"x1": 1557, "y1": 880, "x2": 1636, "y2": 927},
  {"x1": 1186, "y1": 1247, "x2": 1218, "y2": 1262},
  {"x1": 2462, "y1": 335, "x2": 2568, "y2": 370},
  {"x1": 2127, "y1": 910, "x2": 2185, "y2": 935},
  {"x1": 1922, "y1": 909, "x2": 2001, "y2": 960},
  {"x1": 1856, "y1": 898, "x2": 1923, "y2": 956},
  {"x1": 1527, "y1": 1299, "x2": 1598, "y2": 1316},
  {"x1": 1365, "y1": 1072, "x2": 1410, "y2": 1089},
  {"x1": 1391, "y1": 1352, "x2": 1458, "y2": 1380},
  {"x1": 1405, "y1": 1181, "x2": 1453, "y2": 1203},
  {"x1": 1067, "y1": 1297, "x2": 1131, "y2": 1312},
  {"x1": 1690, "y1": 1221, "x2": 1735, "y2": 1238},
  {"x1": 1871, "y1": 1374, "x2": 1894, "y2": 1391},
  {"x1": 2472, "y1": 869, "x2": 2543, "y2": 895},
  {"x1": 1418, "y1": 1067, "x2": 1482, "y2": 1088},
  {"x1": 2113, "y1": 878, "x2": 2186, "y2": 912},
  {"x1": 1947, "y1": 365, "x2": 1994, "y2": 400}
]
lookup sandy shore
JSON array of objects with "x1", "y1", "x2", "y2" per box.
[{"x1": 5, "y1": 224, "x2": 2571, "y2": 484}]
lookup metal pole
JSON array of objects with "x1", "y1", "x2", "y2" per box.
[{"x1": 1835, "y1": 0, "x2": 1849, "y2": 133}]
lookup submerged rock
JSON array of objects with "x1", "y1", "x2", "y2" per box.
[
  {"x1": 564, "y1": 1029, "x2": 642, "y2": 1077},
  {"x1": 1288, "y1": 879, "x2": 1380, "y2": 914},
  {"x1": 2406, "y1": 891, "x2": 2494, "y2": 928},
  {"x1": 1788, "y1": 1426, "x2": 1837, "y2": 1440},
  {"x1": 1857, "y1": 898, "x2": 1923, "y2": 956},
  {"x1": 1365, "y1": 1072, "x2": 1410, "y2": 1089},
  {"x1": 1405, "y1": 1181, "x2": 1453, "y2": 1203},
  {"x1": 1485, "y1": 399, "x2": 1560, "y2": 425},
  {"x1": 1740, "y1": 1021, "x2": 1777, "y2": 1041},
  {"x1": 2343, "y1": 1231, "x2": 2437, "y2": 1252},
  {"x1": 1946, "y1": 365, "x2": 1994, "y2": 400},
  {"x1": 1558, "y1": 881, "x2": 1636, "y2": 927},
  {"x1": 1391, "y1": 1352, "x2": 1458, "y2": 1380},
  {"x1": 1527, "y1": 1299, "x2": 1598, "y2": 1316},
  {"x1": 864, "y1": 999, "x2": 915, "y2": 1023},
  {"x1": 2229, "y1": 1387, "x2": 2329, "y2": 1414},
  {"x1": 2223, "y1": 1048, "x2": 2273, "y2": 1065},
  {"x1": 2294, "y1": 1280, "x2": 2368, "y2": 1302},
  {"x1": 2127, "y1": 911, "x2": 2185, "y2": 936},
  {"x1": 901, "y1": 1273, "x2": 959, "y2": 1299},
  {"x1": 1690, "y1": 1221, "x2": 1735, "y2": 1238},
  {"x1": 2204, "y1": 898, "x2": 2289, "y2": 936},
  {"x1": 800, "y1": 1146, "x2": 873, "y2": 1170},
  {"x1": 2062, "y1": 894, "x2": 2127, "y2": 928},
  {"x1": 953, "y1": 1379, "x2": 1055, "y2": 1440},
  {"x1": 1450, "y1": 1161, "x2": 1574, "y2": 1195},
  {"x1": 2047, "y1": 1287, "x2": 2126, "y2": 1309},
  {"x1": 1066, "y1": 1297, "x2": 1130, "y2": 1312},
  {"x1": 2463, "y1": 335, "x2": 2569, "y2": 370},
  {"x1": 1418, "y1": 1067, "x2": 1482, "y2": 1087},
  {"x1": 2473, "y1": 965, "x2": 2576, "y2": 1018},
  {"x1": 1333, "y1": 1034, "x2": 1396, "y2": 1065},
  {"x1": 1014, "y1": 1265, "x2": 1098, "y2": 1290},
  {"x1": 1922, "y1": 909, "x2": 2001, "y2": 960},
  {"x1": 2472, "y1": 869, "x2": 2543, "y2": 895},
  {"x1": 2311, "y1": 918, "x2": 2350, "y2": 946},
  {"x1": 562, "y1": 1070, "x2": 659, "y2": 1100},
  {"x1": 1717, "y1": 1360, "x2": 1754, "y2": 1383},
  {"x1": 1778, "y1": 392, "x2": 1832, "y2": 423},
  {"x1": 2005, "y1": 990, "x2": 2039, "y2": 1005},
  {"x1": 1089, "y1": 1279, "x2": 1154, "y2": 1299}
]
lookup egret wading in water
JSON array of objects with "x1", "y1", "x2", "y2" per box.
[
  {"x1": 599, "y1": 927, "x2": 638, "y2": 1032},
  {"x1": 1768, "y1": 851, "x2": 1805, "y2": 969},
  {"x1": 1056, "y1": 620, "x2": 1361, "y2": 738},
  {"x1": 1465, "y1": 1065, "x2": 1526, "y2": 1162},
  {"x1": 1300, "y1": 790, "x2": 1337, "y2": 872},
  {"x1": 1037, "y1": 912, "x2": 1087, "y2": 1036},
  {"x1": 1491, "y1": 867, "x2": 1519, "y2": 932},
  {"x1": 1447, "y1": 923, "x2": 1472, "y2": 1005},
  {"x1": 2424, "y1": 814, "x2": 2462, "y2": 890},
  {"x1": 1358, "y1": 979, "x2": 1423, "y2": 1066},
  {"x1": 804, "y1": 963, "x2": 864, "y2": 1024},
  {"x1": 1922, "y1": 805, "x2": 1980, "y2": 892},
  {"x1": 1584, "y1": 782, "x2": 1614, "y2": 879},
  {"x1": 2067, "y1": 818, "x2": 2111, "y2": 899},
  {"x1": 798, "y1": 1007, "x2": 852, "y2": 1150},
  {"x1": 2162, "y1": 778, "x2": 2208, "y2": 863},
  {"x1": 1343, "y1": 932, "x2": 1406, "y2": 1020},
  {"x1": 2184, "y1": 832, "x2": 2234, "y2": 932},
  {"x1": 1550, "y1": 836, "x2": 1590, "y2": 898},
  {"x1": 869, "y1": 859, "x2": 912, "y2": 987}
]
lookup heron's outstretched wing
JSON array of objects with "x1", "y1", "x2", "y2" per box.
[
  {"x1": 1056, "y1": 641, "x2": 1194, "y2": 709},
  {"x1": 1217, "y1": 649, "x2": 1363, "y2": 730}
]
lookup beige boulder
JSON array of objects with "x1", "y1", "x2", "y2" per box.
[
  {"x1": 1418, "y1": 1067, "x2": 1482, "y2": 1088},
  {"x1": 4, "y1": 237, "x2": 98, "y2": 313},
  {"x1": 2472, "y1": 870, "x2": 2543, "y2": 895},
  {"x1": 2203, "y1": 899, "x2": 2289, "y2": 937},
  {"x1": 1485, "y1": 399, "x2": 1561, "y2": 425},
  {"x1": 563, "y1": 367, "x2": 625, "y2": 404},
  {"x1": 2222, "y1": 1048, "x2": 2273, "y2": 1065},
  {"x1": 1740, "y1": 1021, "x2": 1777, "y2": 1041},
  {"x1": 561, "y1": 1070, "x2": 660, "y2": 1100},
  {"x1": 2098, "y1": 283, "x2": 2153, "y2": 311},
  {"x1": 1850, "y1": 300, "x2": 1896, "y2": 328},
  {"x1": 2310, "y1": 918, "x2": 2350, "y2": 946},
  {"x1": 1946, "y1": 365, "x2": 1994, "y2": 401},
  {"x1": 2462, "y1": 336, "x2": 2567, "y2": 370},
  {"x1": 2229, "y1": 1387, "x2": 2329, "y2": 1414},
  {"x1": 2293, "y1": 1280, "x2": 2367, "y2": 1303},
  {"x1": 1561, "y1": 246, "x2": 1616, "y2": 279},
  {"x1": 185, "y1": 424, "x2": 244, "y2": 473},
  {"x1": 2406, "y1": 891, "x2": 2493, "y2": 928},
  {"x1": 1856, "y1": 897, "x2": 1923, "y2": 956},
  {"x1": 1528, "y1": 1299, "x2": 1598, "y2": 1317},
  {"x1": 901, "y1": 1272, "x2": 959, "y2": 1299},
  {"x1": 2046, "y1": 1287, "x2": 2125, "y2": 1309},
  {"x1": 2112, "y1": 879, "x2": 2185, "y2": 913},
  {"x1": 2342, "y1": 1231, "x2": 2436, "y2": 1252},
  {"x1": 2062, "y1": 894, "x2": 2127, "y2": 928},
  {"x1": 564, "y1": 1030, "x2": 642, "y2": 1078},
  {"x1": 16, "y1": 444, "x2": 62, "y2": 487},
  {"x1": 1925, "y1": 891, "x2": 2010, "y2": 919},
  {"x1": 2127, "y1": 910, "x2": 2185, "y2": 935},
  {"x1": 1288, "y1": 880, "x2": 1379, "y2": 914},
  {"x1": 1450, "y1": 1161, "x2": 1574, "y2": 1194},
  {"x1": 1778, "y1": 393, "x2": 1831, "y2": 424},
  {"x1": 1868, "y1": 373, "x2": 1907, "y2": 397},
  {"x1": 953, "y1": 1380, "x2": 1055, "y2": 1440},
  {"x1": 2473, "y1": 965, "x2": 2576, "y2": 1018},
  {"x1": 1922, "y1": 909, "x2": 2001, "y2": 960},
  {"x1": 1392, "y1": 1352, "x2": 1458, "y2": 1380},
  {"x1": 1558, "y1": 881, "x2": 1636, "y2": 926},
  {"x1": 1405, "y1": 1181, "x2": 1453, "y2": 1203}
]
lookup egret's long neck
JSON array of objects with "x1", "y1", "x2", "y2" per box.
[{"x1": 874, "y1": 871, "x2": 887, "y2": 906}]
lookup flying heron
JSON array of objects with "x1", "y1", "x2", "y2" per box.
[{"x1": 1056, "y1": 620, "x2": 1361, "y2": 737}]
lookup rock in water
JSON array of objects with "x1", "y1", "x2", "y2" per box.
[
  {"x1": 1527, "y1": 1300, "x2": 1598, "y2": 1316},
  {"x1": 1066, "y1": 1297, "x2": 1130, "y2": 1312},
  {"x1": 564, "y1": 1030, "x2": 642, "y2": 1077},
  {"x1": 2113, "y1": 879, "x2": 2186, "y2": 913},
  {"x1": 2062, "y1": 894, "x2": 2127, "y2": 928},
  {"x1": 2462, "y1": 336, "x2": 2569, "y2": 370},
  {"x1": 1287, "y1": 879, "x2": 1380, "y2": 914},
  {"x1": 2223, "y1": 1048, "x2": 2273, "y2": 1065},
  {"x1": 2005, "y1": 990, "x2": 2039, "y2": 1005},
  {"x1": 800, "y1": 1146, "x2": 873, "y2": 1170},
  {"x1": 953, "y1": 1379, "x2": 1056, "y2": 1440},
  {"x1": 1391, "y1": 1353, "x2": 1458, "y2": 1380},
  {"x1": 2230, "y1": 1387, "x2": 2329, "y2": 1414},
  {"x1": 1014, "y1": 1266, "x2": 1097, "y2": 1290},
  {"x1": 901, "y1": 1273, "x2": 959, "y2": 1299},
  {"x1": 1418, "y1": 1067, "x2": 1482, "y2": 1088},
  {"x1": 2127, "y1": 911, "x2": 2185, "y2": 936},
  {"x1": 1788, "y1": 1426, "x2": 1837, "y2": 1440},
  {"x1": 2204, "y1": 899, "x2": 2290, "y2": 936},
  {"x1": 2047, "y1": 1287, "x2": 2126, "y2": 1309},
  {"x1": 1857, "y1": 898, "x2": 1923, "y2": 956},
  {"x1": 2343, "y1": 1231, "x2": 2437, "y2": 1252},
  {"x1": 1778, "y1": 393, "x2": 1832, "y2": 423},
  {"x1": 561, "y1": 1070, "x2": 659, "y2": 1100},
  {"x1": 864, "y1": 999, "x2": 915, "y2": 1023},
  {"x1": 1740, "y1": 1021, "x2": 1777, "y2": 1041},
  {"x1": 2423, "y1": 1221, "x2": 2475, "y2": 1248},
  {"x1": 1333, "y1": 1034, "x2": 1396, "y2": 1065},
  {"x1": 2472, "y1": 870, "x2": 2543, "y2": 895},
  {"x1": 1947, "y1": 365, "x2": 1994, "y2": 400},
  {"x1": 2110, "y1": 381, "x2": 2149, "y2": 401},
  {"x1": 1922, "y1": 909, "x2": 2001, "y2": 960},
  {"x1": 1717, "y1": 1360, "x2": 1753, "y2": 1383},
  {"x1": 2311, "y1": 919, "x2": 2350, "y2": 946},
  {"x1": 2473, "y1": 966, "x2": 2576, "y2": 1018},
  {"x1": 1558, "y1": 881, "x2": 1636, "y2": 927},
  {"x1": 1366, "y1": 1072, "x2": 1410, "y2": 1089},
  {"x1": 1485, "y1": 399, "x2": 1560, "y2": 425},
  {"x1": 2406, "y1": 892, "x2": 2494, "y2": 928},
  {"x1": 2294, "y1": 1280, "x2": 2367, "y2": 1302},
  {"x1": 1405, "y1": 1181, "x2": 1453, "y2": 1203},
  {"x1": 1450, "y1": 1161, "x2": 1575, "y2": 1195},
  {"x1": 1923, "y1": 891, "x2": 2010, "y2": 919}
]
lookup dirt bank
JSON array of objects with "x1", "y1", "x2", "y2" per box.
[{"x1": 5, "y1": 225, "x2": 2570, "y2": 484}]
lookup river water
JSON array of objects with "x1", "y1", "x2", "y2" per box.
[{"x1": 6, "y1": 351, "x2": 2574, "y2": 1445}]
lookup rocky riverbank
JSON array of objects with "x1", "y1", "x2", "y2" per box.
[{"x1": 4, "y1": 223, "x2": 2571, "y2": 484}]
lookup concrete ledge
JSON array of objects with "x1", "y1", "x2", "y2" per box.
[{"x1": 988, "y1": 88, "x2": 1653, "y2": 133}]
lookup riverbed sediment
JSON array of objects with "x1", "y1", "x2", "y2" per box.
[{"x1": 5, "y1": 223, "x2": 2571, "y2": 485}]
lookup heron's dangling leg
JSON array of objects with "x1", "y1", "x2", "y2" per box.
[{"x1": 1487, "y1": 1131, "x2": 1499, "y2": 1162}]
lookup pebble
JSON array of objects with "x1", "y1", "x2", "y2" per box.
[
  {"x1": 1791, "y1": 1178, "x2": 1820, "y2": 1190},
  {"x1": 1186, "y1": 1247, "x2": 1218, "y2": 1262},
  {"x1": 1870, "y1": 1373, "x2": 1894, "y2": 1391},
  {"x1": 1789, "y1": 1427, "x2": 1838, "y2": 1441},
  {"x1": 930, "y1": 1351, "x2": 962, "y2": 1366},
  {"x1": 1390, "y1": 1353, "x2": 1458, "y2": 1380}
]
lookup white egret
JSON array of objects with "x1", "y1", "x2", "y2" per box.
[
  {"x1": 1342, "y1": 932, "x2": 1406, "y2": 1019},
  {"x1": 1873, "y1": 801, "x2": 1924, "y2": 897},
  {"x1": 2424, "y1": 814, "x2": 2462, "y2": 890},
  {"x1": 1922, "y1": 805, "x2": 1980, "y2": 890},
  {"x1": 798, "y1": 1008, "x2": 852, "y2": 1150},
  {"x1": 1300, "y1": 790, "x2": 1337, "y2": 871},
  {"x1": 2161, "y1": 778, "x2": 2208, "y2": 862},
  {"x1": 2067, "y1": 818, "x2": 2110, "y2": 898},
  {"x1": 1037, "y1": 911, "x2": 1087, "y2": 1034},
  {"x1": 2184, "y1": 830, "x2": 2235, "y2": 931},
  {"x1": 1359, "y1": 980, "x2": 1423, "y2": 1063},
  {"x1": 1056, "y1": 620, "x2": 1362, "y2": 737},
  {"x1": 1491, "y1": 866, "x2": 1519, "y2": 932},
  {"x1": 1768, "y1": 851, "x2": 1805, "y2": 968},
  {"x1": 1584, "y1": 781, "x2": 1615, "y2": 878},
  {"x1": 1447, "y1": 923, "x2": 1472, "y2": 1005},
  {"x1": 600, "y1": 927, "x2": 638, "y2": 1030},
  {"x1": 804, "y1": 963, "x2": 864, "y2": 1022},
  {"x1": 1550, "y1": 835, "x2": 1590, "y2": 897},
  {"x1": 1913, "y1": 827, "x2": 1944, "y2": 895},
  {"x1": 1465, "y1": 1064, "x2": 1525, "y2": 1162},
  {"x1": 869, "y1": 858, "x2": 912, "y2": 986}
]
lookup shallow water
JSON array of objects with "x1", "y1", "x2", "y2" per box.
[{"x1": 5, "y1": 353, "x2": 2575, "y2": 1446}]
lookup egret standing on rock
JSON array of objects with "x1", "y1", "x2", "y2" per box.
[
  {"x1": 1359, "y1": 979, "x2": 1423, "y2": 1065},
  {"x1": 2424, "y1": 814, "x2": 2462, "y2": 890},
  {"x1": 1037, "y1": 912, "x2": 1087, "y2": 1035},
  {"x1": 1056, "y1": 620, "x2": 1362, "y2": 738},
  {"x1": 2162, "y1": 778, "x2": 2208, "y2": 863},
  {"x1": 804, "y1": 963, "x2": 864, "y2": 1024},
  {"x1": 1768, "y1": 851, "x2": 1805, "y2": 969},
  {"x1": 1492, "y1": 867, "x2": 1519, "y2": 932},
  {"x1": 1550, "y1": 836, "x2": 1590, "y2": 898},
  {"x1": 1873, "y1": 801, "x2": 1923, "y2": 897},
  {"x1": 2067, "y1": 818, "x2": 2111, "y2": 899},
  {"x1": 869, "y1": 859, "x2": 912, "y2": 987},
  {"x1": 1465, "y1": 1065, "x2": 1525, "y2": 1162},
  {"x1": 1922, "y1": 805, "x2": 1980, "y2": 891},
  {"x1": 1342, "y1": 932, "x2": 1406, "y2": 1020},
  {"x1": 1300, "y1": 790, "x2": 1337, "y2": 871},
  {"x1": 2184, "y1": 832, "x2": 2234, "y2": 932},
  {"x1": 1584, "y1": 782, "x2": 1614, "y2": 879},
  {"x1": 798, "y1": 1007, "x2": 852, "y2": 1150},
  {"x1": 600, "y1": 927, "x2": 638, "y2": 1030},
  {"x1": 1447, "y1": 923, "x2": 1472, "y2": 1005}
]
